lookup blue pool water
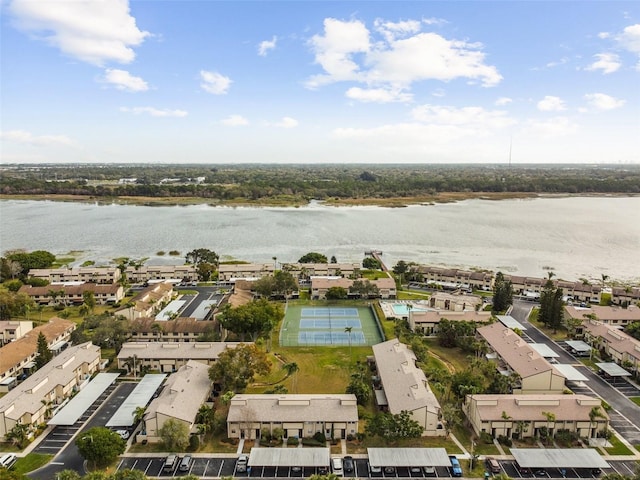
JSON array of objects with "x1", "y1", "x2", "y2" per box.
[{"x1": 391, "y1": 304, "x2": 429, "y2": 315}]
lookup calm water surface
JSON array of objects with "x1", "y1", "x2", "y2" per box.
[{"x1": 1, "y1": 197, "x2": 638, "y2": 283}]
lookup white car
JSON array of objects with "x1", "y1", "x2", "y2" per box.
[{"x1": 115, "y1": 429, "x2": 130, "y2": 440}]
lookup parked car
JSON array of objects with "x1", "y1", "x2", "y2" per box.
[
  {"x1": 486, "y1": 457, "x2": 501, "y2": 474},
  {"x1": 0, "y1": 454, "x2": 17, "y2": 470},
  {"x1": 449, "y1": 455, "x2": 463, "y2": 477},
  {"x1": 162, "y1": 454, "x2": 178, "y2": 472},
  {"x1": 423, "y1": 466, "x2": 437, "y2": 476},
  {"x1": 343, "y1": 456, "x2": 354, "y2": 474},
  {"x1": 384, "y1": 466, "x2": 396, "y2": 474},
  {"x1": 331, "y1": 457, "x2": 343, "y2": 476},
  {"x1": 115, "y1": 429, "x2": 129, "y2": 440},
  {"x1": 369, "y1": 463, "x2": 382, "y2": 475},
  {"x1": 236, "y1": 454, "x2": 249, "y2": 473},
  {"x1": 179, "y1": 455, "x2": 192, "y2": 472}
]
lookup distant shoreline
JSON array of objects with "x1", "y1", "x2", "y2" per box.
[{"x1": 1, "y1": 192, "x2": 636, "y2": 208}]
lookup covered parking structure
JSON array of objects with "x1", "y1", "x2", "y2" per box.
[
  {"x1": 106, "y1": 374, "x2": 166, "y2": 428},
  {"x1": 497, "y1": 315, "x2": 527, "y2": 331},
  {"x1": 48, "y1": 373, "x2": 120, "y2": 426},
  {"x1": 529, "y1": 343, "x2": 560, "y2": 359},
  {"x1": 511, "y1": 448, "x2": 609, "y2": 470},
  {"x1": 566, "y1": 340, "x2": 592, "y2": 357},
  {"x1": 248, "y1": 447, "x2": 330, "y2": 468},
  {"x1": 596, "y1": 362, "x2": 632, "y2": 384},
  {"x1": 367, "y1": 448, "x2": 451, "y2": 468},
  {"x1": 553, "y1": 364, "x2": 589, "y2": 383}
]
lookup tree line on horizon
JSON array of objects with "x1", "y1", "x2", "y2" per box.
[{"x1": 1, "y1": 164, "x2": 639, "y2": 201}]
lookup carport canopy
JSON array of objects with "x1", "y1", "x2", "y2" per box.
[
  {"x1": 511, "y1": 449, "x2": 609, "y2": 469},
  {"x1": 566, "y1": 340, "x2": 591, "y2": 354},
  {"x1": 529, "y1": 343, "x2": 560, "y2": 358},
  {"x1": 48, "y1": 373, "x2": 120, "y2": 425},
  {"x1": 248, "y1": 447, "x2": 330, "y2": 467},
  {"x1": 596, "y1": 362, "x2": 632, "y2": 377},
  {"x1": 106, "y1": 374, "x2": 166, "y2": 427},
  {"x1": 496, "y1": 315, "x2": 527, "y2": 331},
  {"x1": 367, "y1": 448, "x2": 451, "y2": 467},
  {"x1": 553, "y1": 364, "x2": 589, "y2": 382}
]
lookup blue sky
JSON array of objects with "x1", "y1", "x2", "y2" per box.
[{"x1": 1, "y1": 0, "x2": 638, "y2": 164}]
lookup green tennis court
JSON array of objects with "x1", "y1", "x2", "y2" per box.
[{"x1": 279, "y1": 304, "x2": 383, "y2": 347}]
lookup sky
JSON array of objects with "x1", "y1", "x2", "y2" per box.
[{"x1": 1, "y1": 0, "x2": 639, "y2": 165}]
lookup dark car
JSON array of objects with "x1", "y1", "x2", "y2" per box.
[
  {"x1": 343, "y1": 456, "x2": 355, "y2": 474},
  {"x1": 535, "y1": 469, "x2": 547, "y2": 477},
  {"x1": 384, "y1": 466, "x2": 396, "y2": 474}
]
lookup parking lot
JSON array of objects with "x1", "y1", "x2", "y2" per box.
[{"x1": 116, "y1": 456, "x2": 459, "y2": 478}]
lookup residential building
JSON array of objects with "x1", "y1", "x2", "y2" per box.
[
  {"x1": 218, "y1": 263, "x2": 275, "y2": 282},
  {"x1": 413, "y1": 266, "x2": 493, "y2": 291},
  {"x1": 124, "y1": 265, "x2": 197, "y2": 283},
  {"x1": 428, "y1": 292, "x2": 483, "y2": 312},
  {"x1": 611, "y1": 287, "x2": 640, "y2": 307},
  {"x1": 115, "y1": 282, "x2": 173, "y2": 320},
  {"x1": 464, "y1": 394, "x2": 608, "y2": 439},
  {"x1": 0, "y1": 318, "x2": 76, "y2": 381},
  {"x1": 476, "y1": 323, "x2": 566, "y2": 394},
  {"x1": 582, "y1": 320, "x2": 640, "y2": 375},
  {"x1": 371, "y1": 339, "x2": 444, "y2": 437},
  {"x1": 28, "y1": 267, "x2": 121, "y2": 284},
  {"x1": 0, "y1": 320, "x2": 33, "y2": 345},
  {"x1": 18, "y1": 283, "x2": 124, "y2": 306},
  {"x1": 117, "y1": 341, "x2": 245, "y2": 373},
  {"x1": 130, "y1": 317, "x2": 217, "y2": 342},
  {"x1": 409, "y1": 310, "x2": 493, "y2": 336},
  {"x1": 0, "y1": 342, "x2": 101, "y2": 441},
  {"x1": 565, "y1": 305, "x2": 640, "y2": 330},
  {"x1": 282, "y1": 263, "x2": 361, "y2": 282},
  {"x1": 227, "y1": 394, "x2": 359, "y2": 440},
  {"x1": 141, "y1": 360, "x2": 212, "y2": 443},
  {"x1": 310, "y1": 276, "x2": 396, "y2": 300}
]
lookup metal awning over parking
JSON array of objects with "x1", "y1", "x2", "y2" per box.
[
  {"x1": 511, "y1": 449, "x2": 609, "y2": 469},
  {"x1": 374, "y1": 389, "x2": 388, "y2": 406},
  {"x1": 48, "y1": 373, "x2": 120, "y2": 425},
  {"x1": 106, "y1": 374, "x2": 166, "y2": 427},
  {"x1": 248, "y1": 447, "x2": 330, "y2": 467},
  {"x1": 529, "y1": 343, "x2": 560, "y2": 358},
  {"x1": 596, "y1": 362, "x2": 631, "y2": 377},
  {"x1": 553, "y1": 364, "x2": 589, "y2": 382},
  {"x1": 367, "y1": 448, "x2": 451, "y2": 467},
  {"x1": 496, "y1": 315, "x2": 527, "y2": 331},
  {"x1": 566, "y1": 340, "x2": 591, "y2": 353}
]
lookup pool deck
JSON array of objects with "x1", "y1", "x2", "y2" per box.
[{"x1": 380, "y1": 300, "x2": 432, "y2": 319}]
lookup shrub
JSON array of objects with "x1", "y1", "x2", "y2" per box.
[
  {"x1": 479, "y1": 432, "x2": 493, "y2": 444},
  {"x1": 189, "y1": 434, "x2": 200, "y2": 451},
  {"x1": 313, "y1": 432, "x2": 326, "y2": 444},
  {"x1": 156, "y1": 251, "x2": 166, "y2": 256},
  {"x1": 497, "y1": 435, "x2": 512, "y2": 447},
  {"x1": 169, "y1": 250, "x2": 180, "y2": 256},
  {"x1": 287, "y1": 437, "x2": 299, "y2": 446},
  {"x1": 302, "y1": 438, "x2": 324, "y2": 447}
]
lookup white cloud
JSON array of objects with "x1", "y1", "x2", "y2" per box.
[
  {"x1": 0, "y1": 129, "x2": 75, "y2": 147},
  {"x1": 598, "y1": 32, "x2": 610, "y2": 39},
  {"x1": 272, "y1": 117, "x2": 299, "y2": 128},
  {"x1": 200, "y1": 70, "x2": 232, "y2": 95},
  {"x1": 8, "y1": 0, "x2": 149, "y2": 66},
  {"x1": 410, "y1": 104, "x2": 515, "y2": 130},
  {"x1": 617, "y1": 24, "x2": 640, "y2": 54},
  {"x1": 584, "y1": 93, "x2": 626, "y2": 110},
  {"x1": 258, "y1": 36, "x2": 277, "y2": 56},
  {"x1": 119, "y1": 107, "x2": 187, "y2": 117},
  {"x1": 495, "y1": 97, "x2": 512, "y2": 106},
  {"x1": 103, "y1": 68, "x2": 148, "y2": 92},
  {"x1": 221, "y1": 114, "x2": 249, "y2": 126},
  {"x1": 585, "y1": 53, "x2": 621, "y2": 74},
  {"x1": 546, "y1": 57, "x2": 568, "y2": 68},
  {"x1": 524, "y1": 117, "x2": 578, "y2": 137},
  {"x1": 537, "y1": 96, "x2": 567, "y2": 112},
  {"x1": 306, "y1": 17, "x2": 502, "y2": 94},
  {"x1": 345, "y1": 87, "x2": 412, "y2": 103},
  {"x1": 431, "y1": 88, "x2": 446, "y2": 98}
]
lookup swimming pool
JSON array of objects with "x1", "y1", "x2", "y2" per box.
[{"x1": 391, "y1": 304, "x2": 429, "y2": 316}]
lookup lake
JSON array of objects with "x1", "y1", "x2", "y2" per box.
[{"x1": 1, "y1": 196, "x2": 639, "y2": 283}]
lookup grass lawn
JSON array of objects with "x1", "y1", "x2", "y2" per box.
[
  {"x1": 422, "y1": 339, "x2": 469, "y2": 373},
  {"x1": 12, "y1": 453, "x2": 53, "y2": 474},
  {"x1": 630, "y1": 397, "x2": 640, "y2": 407},
  {"x1": 350, "y1": 435, "x2": 463, "y2": 455},
  {"x1": 527, "y1": 309, "x2": 568, "y2": 341},
  {"x1": 397, "y1": 290, "x2": 431, "y2": 300},
  {"x1": 605, "y1": 434, "x2": 634, "y2": 455},
  {"x1": 361, "y1": 270, "x2": 391, "y2": 280}
]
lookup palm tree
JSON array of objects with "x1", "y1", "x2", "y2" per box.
[
  {"x1": 344, "y1": 326, "x2": 353, "y2": 358},
  {"x1": 133, "y1": 406, "x2": 146, "y2": 425},
  {"x1": 589, "y1": 406, "x2": 605, "y2": 438},
  {"x1": 601, "y1": 274, "x2": 609, "y2": 288},
  {"x1": 272, "y1": 256, "x2": 277, "y2": 271},
  {"x1": 282, "y1": 362, "x2": 299, "y2": 393}
]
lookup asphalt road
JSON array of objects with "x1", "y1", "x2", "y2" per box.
[
  {"x1": 28, "y1": 382, "x2": 137, "y2": 480},
  {"x1": 509, "y1": 300, "x2": 640, "y2": 444}
]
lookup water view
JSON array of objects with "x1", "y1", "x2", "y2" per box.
[{"x1": 1, "y1": 196, "x2": 638, "y2": 283}]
